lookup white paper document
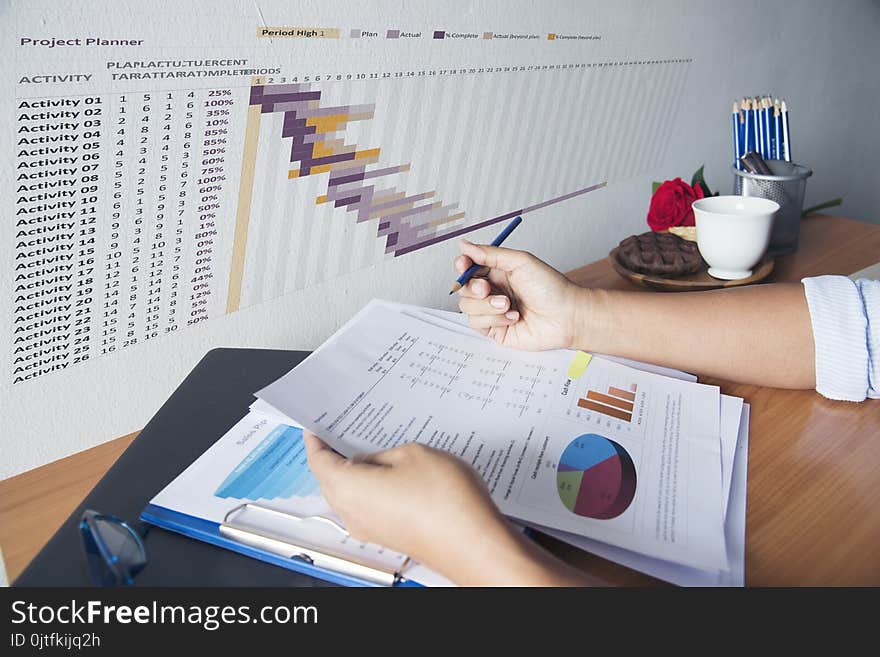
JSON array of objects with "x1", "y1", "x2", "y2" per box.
[
  {"x1": 256, "y1": 300, "x2": 729, "y2": 571},
  {"x1": 538, "y1": 402, "x2": 749, "y2": 586}
]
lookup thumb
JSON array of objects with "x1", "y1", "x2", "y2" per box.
[
  {"x1": 303, "y1": 431, "x2": 346, "y2": 481},
  {"x1": 304, "y1": 432, "x2": 390, "y2": 492},
  {"x1": 459, "y1": 239, "x2": 532, "y2": 273}
]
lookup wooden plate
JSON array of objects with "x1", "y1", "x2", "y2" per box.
[{"x1": 609, "y1": 247, "x2": 774, "y2": 292}]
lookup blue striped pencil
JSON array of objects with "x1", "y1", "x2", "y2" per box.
[
  {"x1": 761, "y1": 97, "x2": 769, "y2": 158},
  {"x1": 759, "y1": 97, "x2": 766, "y2": 156},
  {"x1": 732, "y1": 101, "x2": 742, "y2": 169},
  {"x1": 758, "y1": 98, "x2": 770, "y2": 160},
  {"x1": 754, "y1": 97, "x2": 763, "y2": 157},
  {"x1": 743, "y1": 99, "x2": 753, "y2": 152},
  {"x1": 781, "y1": 100, "x2": 791, "y2": 161},
  {"x1": 773, "y1": 99, "x2": 782, "y2": 160}
]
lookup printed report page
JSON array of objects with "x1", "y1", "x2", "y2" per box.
[{"x1": 257, "y1": 301, "x2": 727, "y2": 570}]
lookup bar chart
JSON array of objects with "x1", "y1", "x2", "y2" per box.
[
  {"x1": 214, "y1": 425, "x2": 320, "y2": 500},
  {"x1": 233, "y1": 57, "x2": 691, "y2": 310},
  {"x1": 578, "y1": 382, "x2": 638, "y2": 422},
  {"x1": 3, "y1": 0, "x2": 703, "y2": 480}
]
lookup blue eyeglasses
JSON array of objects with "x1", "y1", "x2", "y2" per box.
[{"x1": 79, "y1": 509, "x2": 148, "y2": 586}]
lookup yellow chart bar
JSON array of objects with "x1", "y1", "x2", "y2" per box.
[
  {"x1": 225, "y1": 100, "x2": 262, "y2": 314},
  {"x1": 355, "y1": 147, "x2": 381, "y2": 160},
  {"x1": 306, "y1": 113, "x2": 350, "y2": 133}
]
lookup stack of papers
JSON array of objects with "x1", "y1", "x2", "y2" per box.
[
  {"x1": 251, "y1": 300, "x2": 750, "y2": 586},
  {"x1": 149, "y1": 299, "x2": 748, "y2": 585}
]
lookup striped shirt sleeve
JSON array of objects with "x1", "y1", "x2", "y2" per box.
[{"x1": 801, "y1": 276, "x2": 879, "y2": 401}]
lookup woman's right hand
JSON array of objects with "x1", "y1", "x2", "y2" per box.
[
  {"x1": 455, "y1": 239, "x2": 587, "y2": 351},
  {"x1": 303, "y1": 432, "x2": 595, "y2": 586}
]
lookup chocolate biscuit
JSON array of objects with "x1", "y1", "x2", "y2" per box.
[{"x1": 617, "y1": 231, "x2": 705, "y2": 276}]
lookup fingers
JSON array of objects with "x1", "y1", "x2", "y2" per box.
[
  {"x1": 352, "y1": 448, "x2": 401, "y2": 467},
  {"x1": 454, "y1": 254, "x2": 490, "y2": 279},
  {"x1": 466, "y1": 310, "x2": 520, "y2": 330},
  {"x1": 458, "y1": 294, "x2": 511, "y2": 316},
  {"x1": 459, "y1": 239, "x2": 533, "y2": 273},
  {"x1": 305, "y1": 431, "x2": 401, "y2": 474},
  {"x1": 457, "y1": 276, "x2": 492, "y2": 299}
]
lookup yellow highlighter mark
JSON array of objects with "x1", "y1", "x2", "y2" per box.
[{"x1": 567, "y1": 351, "x2": 592, "y2": 379}]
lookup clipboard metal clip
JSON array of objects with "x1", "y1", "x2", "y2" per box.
[{"x1": 219, "y1": 503, "x2": 411, "y2": 587}]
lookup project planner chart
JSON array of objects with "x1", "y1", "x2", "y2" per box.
[{"x1": 1, "y1": 1, "x2": 692, "y2": 476}]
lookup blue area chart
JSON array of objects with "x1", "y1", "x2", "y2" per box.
[
  {"x1": 556, "y1": 434, "x2": 637, "y2": 519},
  {"x1": 214, "y1": 425, "x2": 319, "y2": 500}
]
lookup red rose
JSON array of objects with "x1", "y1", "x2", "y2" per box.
[{"x1": 646, "y1": 178, "x2": 705, "y2": 231}]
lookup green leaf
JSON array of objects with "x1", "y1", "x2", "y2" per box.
[
  {"x1": 652, "y1": 181, "x2": 662, "y2": 194},
  {"x1": 691, "y1": 165, "x2": 705, "y2": 188},
  {"x1": 696, "y1": 180, "x2": 712, "y2": 198},
  {"x1": 802, "y1": 198, "x2": 843, "y2": 217}
]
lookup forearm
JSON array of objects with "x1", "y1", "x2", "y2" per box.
[{"x1": 573, "y1": 283, "x2": 816, "y2": 389}]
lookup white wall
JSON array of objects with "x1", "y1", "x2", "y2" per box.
[
  {"x1": 2, "y1": 0, "x2": 878, "y2": 477},
  {"x1": 658, "y1": 0, "x2": 880, "y2": 231}
]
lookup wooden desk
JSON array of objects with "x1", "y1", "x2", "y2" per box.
[
  {"x1": 537, "y1": 214, "x2": 880, "y2": 585},
  {"x1": 2, "y1": 214, "x2": 879, "y2": 585}
]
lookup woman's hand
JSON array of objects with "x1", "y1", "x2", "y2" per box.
[
  {"x1": 455, "y1": 239, "x2": 587, "y2": 350},
  {"x1": 303, "y1": 432, "x2": 594, "y2": 586},
  {"x1": 303, "y1": 432, "x2": 504, "y2": 566}
]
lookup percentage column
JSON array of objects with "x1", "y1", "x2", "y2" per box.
[{"x1": 187, "y1": 89, "x2": 233, "y2": 326}]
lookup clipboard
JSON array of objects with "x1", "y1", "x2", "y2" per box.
[{"x1": 141, "y1": 502, "x2": 423, "y2": 587}]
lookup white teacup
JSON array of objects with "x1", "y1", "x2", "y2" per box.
[{"x1": 692, "y1": 196, "x2": 779, "y2": 280}]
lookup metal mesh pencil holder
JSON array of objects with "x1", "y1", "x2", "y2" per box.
[{"x1": 732, "y1": 161, "x2": 812, "y2": 255}]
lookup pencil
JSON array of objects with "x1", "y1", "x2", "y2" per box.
[
  {"x1": 755, "y1": 97, "x2": 764, "y2": 158},
  {"x1": 761, "y1": 97, "x2": 773, "y2": 160},
  {"x1": 743, "y1": 99, "x2": 752, "y2": 153},
  {"x1": 781, "y1": 99, "x2": 791, "y2": 162},
  {"x1": 449, "y1": 216, "x2": 523, "y2": 294},
  {"x1": 773, "y1": 99, "x2": 782, "y2": 160},
  {"x1": 732, "y1": 101, "x2": 741, "y2": 169},
  {"x1": 752, "y1": 97, "x2": 760, "y2": 154}
]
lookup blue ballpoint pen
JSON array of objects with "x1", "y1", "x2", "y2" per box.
[{"x1": 449, "y1": 215, "x2": 523, "y2": 294}]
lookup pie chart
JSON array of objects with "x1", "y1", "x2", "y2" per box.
[{"x1": 556, "y1": 434, "x2": 637, "y2": 519}]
